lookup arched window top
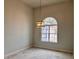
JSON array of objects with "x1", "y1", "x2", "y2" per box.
[{"x1": 42, "y1": 17, "x2": 57, "y2": 25}]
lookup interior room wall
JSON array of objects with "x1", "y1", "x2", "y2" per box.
[
  {"x1": 34, "y1": 1, "x2": 73, "y2": 52},
  {"x1": 4, "y1": 0, "x2": 33, "y2": 55}
]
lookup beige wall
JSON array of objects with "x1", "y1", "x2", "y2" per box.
[
  {"x1": 34, "y1": 2, "x2": 73, "y2": 52},
  {"x1": 4, "y1": 0, "x2": 33, "y2": 54},
  {"x1": 4, "y1": 0, "x2": 73, "y2": 55}
]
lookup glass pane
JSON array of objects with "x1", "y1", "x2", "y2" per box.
[
  {"x1": 50, "y1": 34, "x2": 57, "y2": 42},
  {"x1": 43, "y1": 17, "x2": 57, "y2": 25},
  {"x1": 50, "y1": 34, "x2": 54, "y2": 38},
  {"x1": 46, "y1": 33, "x2": 49, "y2": 39},
  {"x1": 46, "y1": 26, "x2": 49, "y2": 33},
  {"x1": 41, "y1": 33, "x2": 49, "y2": 42},
  {"x1": 44, "y1": 21, "x2": 52, "y2": 25},
  {"x1": 50, "y1": 26, "x2": 57, "y2": 33},
  {"x1": 42, "y1": 26, "x2": 49, "y2": 30},
  {"x1": 50, "y1": 29, "x2": 56, "y2": 33},
  {"x1": 42, "y1": 34, "x2": 47, "y2": 38},
  {"x1": 50, "y1": 26, "x2": 54, "y2": 29},
  {"x1": 54, "y1": 35, "x2": 57, "y2": 40},
  {"x1": 50, "y1": 26, "x2": 57, "y2": 29},
  {"x1": 45, "y1": 26, "x2": 49, "y2": 29},
  {"x1": 41, "y1": 26, "x2": 49, "y2": 33},
  {"x1": 41, "y1": 37, "x2": 48, "y2": 42},
  {"x1": 50, "y1": 38, "x2": 54, "y2": 42},
  {"x1": 41, "y1": 29, "x2": 47, "y2": 33},
  {"x1": 50, "y1": 34, "x2": 54, "y2": 42},
  {"x1": 47, "y1": 29, "x2": 49, "y2": 33}
]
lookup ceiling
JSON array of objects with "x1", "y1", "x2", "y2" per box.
[{"x1": 21, "y1": 0, "x2": 72, "y2": 8}]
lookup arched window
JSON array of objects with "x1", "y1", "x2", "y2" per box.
[{"x1": 41, "y1": 17, "x2": 57, "y2": 43}]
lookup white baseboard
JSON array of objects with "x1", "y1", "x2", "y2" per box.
[
  {"x1": 4, "y1": 47, "x2": 29, "y2": 58},
  {"x1": 33, "y1": 46, "x2": 73, "y2": 54}
]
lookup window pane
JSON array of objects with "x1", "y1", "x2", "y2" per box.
[
  {"x1": 41, "y1": 26, "x2": 49, "y2": 33},
  {"x1": 41, "y1": 37, "x2": 48, "y2": 42},
  {"x1": 54, "y1": 35, "x2": 57, "y2": 41},
  {"x1": 41, "y1": 33, "x2": 49, "y2": 42},
  {"x1": 50, "y1": 26, "x2": 57, "y2": 30},
  {"x1": 50, "y1": 29, "x2": 56, "y2": 33},
  {"x1": 43, "y1": 17, "x2": 57, "y2": 25},
  {"x1": 46, "y1": 33, "x2": 49, "y2": 39},
  {"x1": 50, "y1": 34, "x2": 54, "y2": 38},
  {"x1": 42, "y1": 34, "x2": 47, "y2": 38},
  {"x1": 47, "y1": 29, "x2": 49, "y2": 33},
  {"x1": 50, "y1": 26, "x2": 57, "y2": 33},
  {"x1": 50, "y1": 38, "x2": 57, "y2": 42},
  {"x1": 45, "y1": 26, "x2": 49, "y2": 29},
  {"x1": 41, "y1": 29, "x2": 47, "y2": 33},
  {"x1": 50, "y1": 38, "x2": 54, "y2": 42},
  {"x1": 50, "y1": 34, "x2": 54, "y2": 42},
  {"x1": 50, "y1": 34, "x2": 57, "y2": 42}
]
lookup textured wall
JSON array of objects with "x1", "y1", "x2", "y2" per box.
[
  {"x1": 34, "y1": 2, "x2": 73, "y2": 52},
  {"x1": 4, "y1": 0, "x2": 33, "y2": 54}
]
